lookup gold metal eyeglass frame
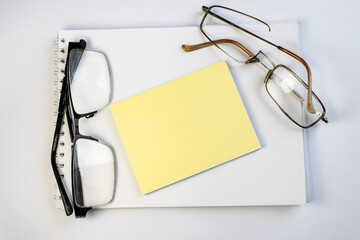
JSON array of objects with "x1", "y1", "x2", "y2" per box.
[{"x1": 182, "y1": 5, "x2": 328, "y2": 128}]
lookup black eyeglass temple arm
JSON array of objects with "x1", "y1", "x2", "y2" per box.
[
  {"x1": 50, "y1": 39, "x2": 88, "y2": 217},
  {"x1": 51, "y1": 77, "x2": 74, "y2": 216}
]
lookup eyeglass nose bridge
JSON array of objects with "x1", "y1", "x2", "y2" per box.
[
  {"x1": 257, "y1": 51, "x2": 276, "y2": 67},
  {"x1": 246, "y1": 51, "x2": 277, "y2": 76}
]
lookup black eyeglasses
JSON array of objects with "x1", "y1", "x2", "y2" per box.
[
  {"x1": 182, "y1": 5, "x2": 328, "y2": 128},
  {"x1": 51, "y1": 39, "x2": 116, "y2": 218}
]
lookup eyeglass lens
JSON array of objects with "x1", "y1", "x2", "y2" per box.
[
  {"x1": 73, "y1": 138, "x2": 115, "y2": 207},
  {"x1": 69, "y1": 49, "x2": 111, "y2": 114},
  {"x1": 266, "y1": 66, "x2": 325, "y2": 127},
  {"x1": 201, "y1": 6, "x2": 260, "y2": 62}
]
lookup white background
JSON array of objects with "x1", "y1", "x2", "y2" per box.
[{"x1": 0, "y1": 0, "x2": 359, "y2": 239}]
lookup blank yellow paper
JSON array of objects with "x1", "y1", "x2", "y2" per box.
[{"x1": 111, "y1": 61, "x2": 261, "y2": 194}]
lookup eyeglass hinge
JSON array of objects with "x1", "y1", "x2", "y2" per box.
[
  {"x1": 322, "y1": 116, "x2": 329, "y2": 123},
  {"x1": 202, "y1": 6, "x2": 210, "y2": 12}
]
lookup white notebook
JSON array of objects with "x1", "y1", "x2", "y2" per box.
[{"x1": 53, "y1": 23, "x2": 305, "y2": 209}]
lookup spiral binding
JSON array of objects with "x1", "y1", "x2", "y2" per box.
[{"x1": 53, "y1": 36, "x2": 67, "y2": 210}]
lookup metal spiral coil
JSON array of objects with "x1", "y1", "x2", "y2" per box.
[{"x1": 53, "y1": 36, "x2": 67, "y2": 209}]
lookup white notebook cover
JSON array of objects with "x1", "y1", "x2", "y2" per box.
[{"x1": 53, "y1": 23, "x2": 305, "y2": 208}]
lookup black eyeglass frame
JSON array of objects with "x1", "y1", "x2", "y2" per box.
[{"x1": 51, "y1": 39, "x2": 110, "y2": 218}]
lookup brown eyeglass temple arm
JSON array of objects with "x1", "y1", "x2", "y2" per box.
[
  {"x1": 277, "y1": 46, "x2": 315, "y2": 113},
  {"x1": 182, "y1": 40, "x2": 316, "y2": 114},
  {"x1": 182, "y1": 39, "x2": 255, "y2": 58}
]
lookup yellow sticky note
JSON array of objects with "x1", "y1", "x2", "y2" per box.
[{"x1": 111, "y1": 61, "x2": 261, "y2": 194}]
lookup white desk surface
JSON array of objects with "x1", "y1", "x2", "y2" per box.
[{"x1": 0, "y1": 0, "x2": 359, "y2": 239}]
